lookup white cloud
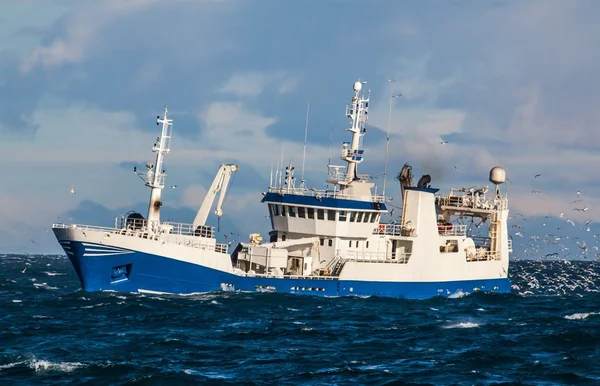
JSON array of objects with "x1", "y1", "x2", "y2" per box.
[
  {"x1": 180, "y1": 185, "x2": 208, "y2": 209},
  {"x1": 19, "y1": 0, "x2": 210, "y2": 72},
  {"x1": 219, "y1": 71, "x2": 297, "y2": 97}
]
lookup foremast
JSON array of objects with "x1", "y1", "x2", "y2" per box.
[{"x1": 138, "y1": 107, "x2": 173, "y2": 232}]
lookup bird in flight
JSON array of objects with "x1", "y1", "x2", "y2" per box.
[
  {"x1": 573, "y1": 207, "x2": 589, "y2": 212},
  {"x1": 531, "y1": 190, "x2": 541, "y2": 194},
  {"x1": 171, "y1": 185, "x2": 178, "y2": 189},
  {"x1": 70, "y1": 185, "x2": 76, "y2": 194},
  {"x1": 534, "y1": 174, "x2": 541, "y2": 178},
  {"x1": 440, "y1": 140, "x2": 448, "y2": 145}
]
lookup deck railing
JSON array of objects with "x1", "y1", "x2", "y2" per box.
[
  {"x1": 346, "y1": 250, "x2": 411, "y2": 264},
  {"x1": 438, "y1": 224, "x2": 467, "y2": 237},
  {"x1": 436, "y1": 190, "x2": 508, "y2": 211},
  {"x1": 52, "y1": 219, "x2": 227, "y2": 254},
  {"x1": 267, "y1": 186, "x2": 385, "y2": 203},
  {"x1": 373, "y1": 223, "x2": 417, "y2": 237}
]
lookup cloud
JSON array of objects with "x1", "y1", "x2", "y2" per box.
[
  {"x1": 19, "y1": 0, "x2": 225, "y2": 73},
  {"x1": 4, "y1": 1, "x2": 600, "y2": 255},
  {"x1": 180, "y1": 185, "x2": 208, "y2": 209},
  {"x1": 219, "y1": 71, "x2": 297, "y2": 97}
]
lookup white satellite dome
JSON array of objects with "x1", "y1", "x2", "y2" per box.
[
  {"x1": 353, "y1": 81, "x2": 362, "y2": 92},
  {"x1": 489, "y1": 166, "x2": 506, "y2": 185}
]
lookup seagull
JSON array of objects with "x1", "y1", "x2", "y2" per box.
[
  {"x1": 70, "y1": 185, "x2": 76, "y2": 194},
  {"x1": 454, "y1": 166, "x2": 459, "y2": 170},
  {"x1": 439, "y1": 140, "x2": 448, "y2": 145},
  {"x1": 577, "y1": 191, "x2": 581, "y2": 197},
  {"x1": 531, "y1": 190, "x2": 541, "y2": 194},
  {"x1": 570, "y1": 200, "x2": 583, "y2": 204},
  {"x1": 573, "y1": 207, "x2": 589, "y2": 212},
  {"x1": 171, "y1": 185, "x2": 177, "y2": 189},
  {"x1": 534, "y1": 174, "x2": 541, "y2": 178}
]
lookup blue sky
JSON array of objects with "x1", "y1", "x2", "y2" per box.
[{"x1": 2, "y1": 0, "x2": 600, "y2": 255}]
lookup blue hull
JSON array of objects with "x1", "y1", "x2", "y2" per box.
[{"x1": 63, "y1": 241, "x2": 511, "y2": 299}]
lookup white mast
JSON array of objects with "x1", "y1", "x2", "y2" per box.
[
  {"x1": 343, "y1": 80, "x2": 369, "y2": 184},
  {"x1": 144, "y1": 106, "x2": 173, "y2": 230}
]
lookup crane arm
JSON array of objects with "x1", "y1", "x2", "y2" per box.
[{"x1": 192, "y1": 164, "x2": 238, "y2": 229}]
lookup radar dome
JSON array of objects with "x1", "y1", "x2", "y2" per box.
[
  {"x1": 489, "y1": 166, "x2": 506, "y2": 185},
  {"x1": 353, "y1": 81, "x2": 362, "y2": 92}
]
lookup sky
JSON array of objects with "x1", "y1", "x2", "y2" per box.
[{"x1": 2, "y1": 0, "x2": 600, "y2": 256}]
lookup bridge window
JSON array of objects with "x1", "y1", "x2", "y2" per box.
[
  {"x1": 317, "y1": 209, "x2": 325, "y2": 220},
  {"x1": 273, "y1": 205, "x2": 279, "y2": 216},
  {"x1": 339, "y1": 211, "x2": 347, "y2": 222},
  {"x1": 289, "y1": 206, "x2": 296, "y2": 217},
  {"x1": 349, "y1": 240, "x2": 352, "y2": 247},
  {"x1": 327, "y1": 210, "x2": 336, "y2": 221},
  {"x1": 357, "y1": 212, "x2": 364, "y2": 222},
  {"x1": 281, "y1": 206, "x2": 287, "y2": 216},
  {"x1": 363, "y1": 212, "x2": 370, "y2": 223},
  {"x1": 349, "y1": 212, "x2": 356, "y2": 222},
  {"x1": 366, "y1": 241, "x2": 369, "y2": 248},
  {"x1": 328, "y1": 239, "x2": 333, "y2": 247},
  {"x1": 298, "y1": 206, "x2": 305, "y2": 218},
  {"x1": 307, "y1": 207, "x2": 315, "y2": 219},
  {"x1": 356, "y1": 240, "x2": 359, "y2": 248},
  {"x1": 320, "y1": 238, "x2": 325, "y2": 246},
  {"x1": 370, "y1": 213, "x2": 378, "y2": 223}
]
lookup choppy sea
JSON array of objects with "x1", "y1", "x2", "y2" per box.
[{"x1": 2, "y1": 254, "x2": 600, "y2": 385}]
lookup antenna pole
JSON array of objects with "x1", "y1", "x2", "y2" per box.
[
  {"x1": 301, "y1": 102, "x2": 310, "y2": 183},
  {"x1": 383, "y1": 78, "x2": 401, "y2": 198}
]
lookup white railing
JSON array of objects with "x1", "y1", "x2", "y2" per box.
[
  {"x1": 346, "y1": 250, "x2": 411, "y2": 264},
  {"x1": 436, "y1": 189, "x2": 508, "y2": 211},
  {"x1": 373, "y1": 223, "x2": 416, "y2": 237},
  {"x1": 466, "y1": 248, "x2": 501, "y2": 262},
  {"x1": 438, "y1": 224, "x2": 467, "y2": 237},
  {"x1": 53, "y1": 223, "x2": 117, "y2": 233},
  {"x1": 327, "y1": 170, "x2": 371, "y2": 184},
  {"x1": 162, "y1": 221, "x2": 215, "y2": 238},
  {"x1": 267, "y1": 186, "x2": 384, "y2": 203}
]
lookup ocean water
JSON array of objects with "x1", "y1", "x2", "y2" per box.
[{"x1": 2, "y1": 255, "x2": 600, "y2": 385}]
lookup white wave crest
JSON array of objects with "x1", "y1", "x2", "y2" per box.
[
  {"x1": 564, "y1": 312, "x2": 600, "y2": 320},
  {"x1": 29, "y1": 358, "x2": 85, "y2": 373},
  {"x1": 443, "y1": 322, "x2": 480, "y2": 329}
]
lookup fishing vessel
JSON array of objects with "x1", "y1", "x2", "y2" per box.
[{"x1": 53, "y1": 80, "x2": 512, "y2": 299}]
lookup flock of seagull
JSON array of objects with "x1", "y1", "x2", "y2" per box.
[{"x1": 509, "y1": 174, "x2": 598, "y2": 260}]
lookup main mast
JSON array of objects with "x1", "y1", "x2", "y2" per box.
[
  {"x1": 342, "y1": 81, "x2": 369, "y2": 185},
  {"x1": 145, "y1": 107, "x2": 173, "y2": 229}
]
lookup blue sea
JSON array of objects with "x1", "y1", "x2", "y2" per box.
[{"x1": 2, "y1": 254, "x2": 600, "y2": 385}]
